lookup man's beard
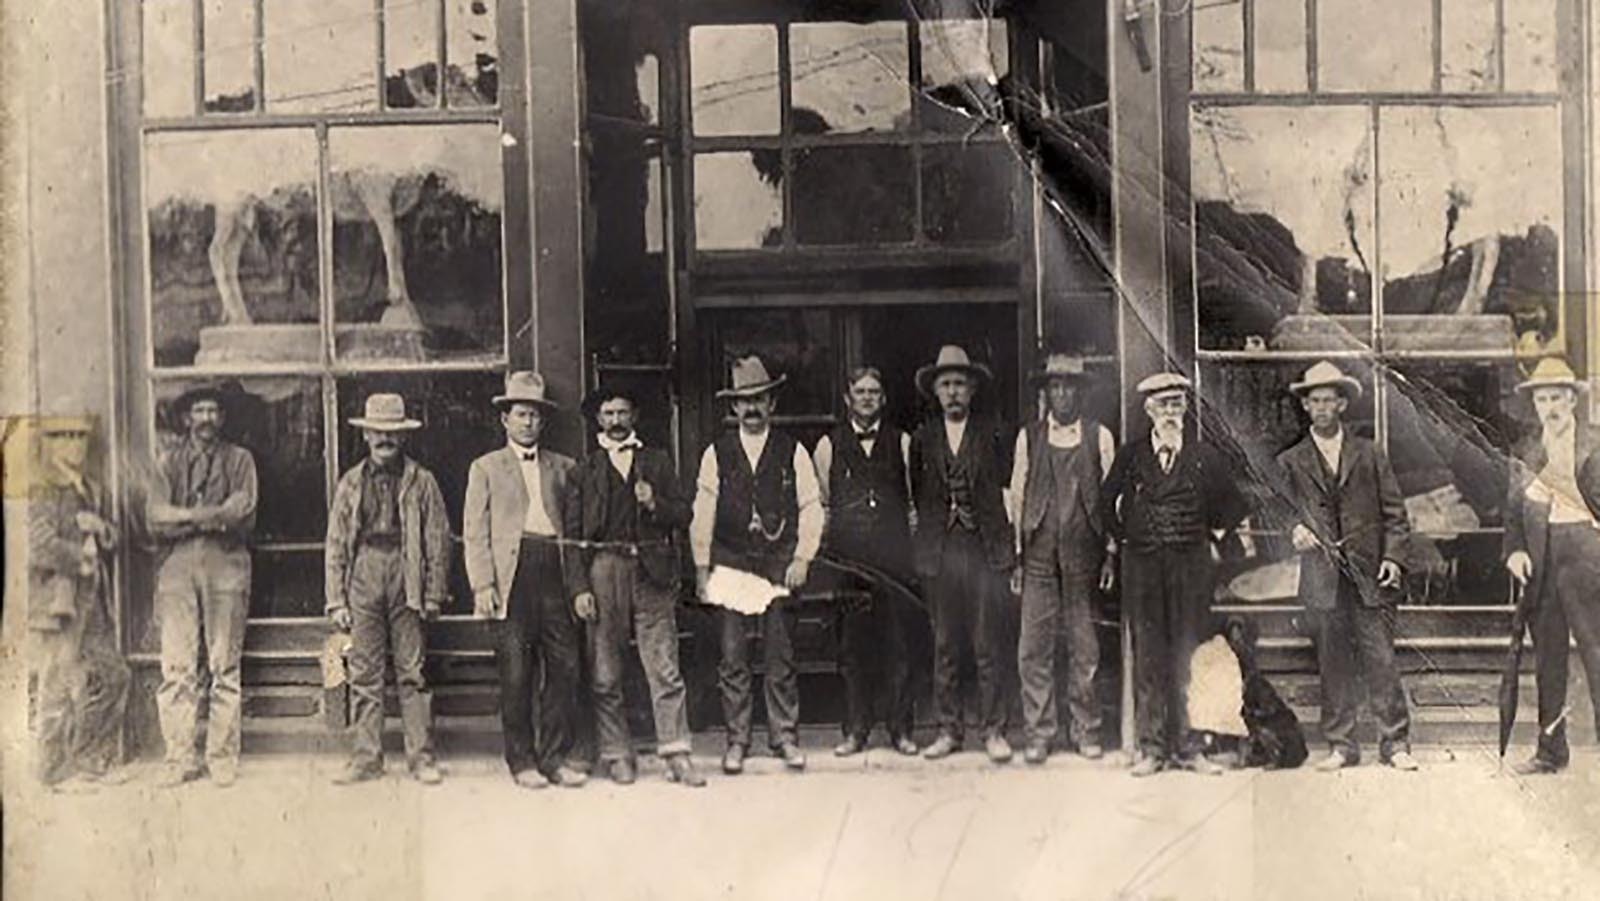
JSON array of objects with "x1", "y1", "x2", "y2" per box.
[{"x1": 1152, "y1": 416, "x2": 1182, "y2": 437}]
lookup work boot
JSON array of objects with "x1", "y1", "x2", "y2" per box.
[
  {"x1": 778, "y1": 741, "x2": 807, "y2": 771},
  {"x1": 1183, "y1": 756, "x2": 1225, "y2": 776},
  {"x1": 512, "y1": 769, "x2": 549, "y2": 790},
  {"x1": 156, "y1": 763, "x2": 205, "y2": 789},
  {"x1": 665, "y1": 754, "x2": 707, "y2": 788},
  {"x1": 332, "y1": 760, "x2": 383, "y2": 786},
  {"x1": 722, "y1": 744, "x2": 746, "y2": 775},
  {"x1": 891, "y1": 735, "x2": 920, "y2": 756},
  {"x1": 985, "y1": 733, "x2": 1013, "y2": 764},
  {"x1": 1383, "y1": 750, "x2": 1420, "y2": 772},
  {"x1": 1509, "y1": 756, "x2": 1562, "y2": 776},
  {"x1": 922, "y1": 734, "x2": 960, "y2": 760},
  {"x1": 608, "y1": 758, "x2": 637, "y2": 785},
  {"x1": 1315, "y1": 748, "x2": 1355, "y2": 772},
  {"x1": 1023, "y1": 741, "x2": 1049, "y2": 765},
  {"x1": 833, "y1": 735, "x2": 867, "y2": 757},
  {"x1": 1130, "y1": 755, "x2": 1164, "y2": 778},
  {"x1": 1078, "y1": 743, "x2": 1104, "y2": 761},
  {"x1": 551, "y1": 765, "x2": 588, "y2": 788},
  {"x1": 210, "y1": 761, "x2": 238, "y2": 788},
  {"x1": 410, "y1": 760, "x2": 444, "y2": 785}
]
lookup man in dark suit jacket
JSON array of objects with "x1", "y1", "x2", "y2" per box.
[
  {"x1": 1274, "y1": 361, "x2": 1416, "y2": 772},
  {"x1": 1503, "y1": 358, "x2": 1600, "y2": 775},
  {"x1": 566, "y1": 385, "x2": 704, "y2": 787}
]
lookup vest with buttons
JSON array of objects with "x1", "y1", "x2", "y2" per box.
[
  {"x1": 1122, "y1": 441, "x2": 1207, "y2": 549},
  {"x1": 1020, "y1": 418, "x2": 1105, "y2": 542},
  {"x1": 711, "y1": 429, "x2": 800, "y2": 581},
  {"x1": 825, "y1": 422, "x2": 911, "y2": 572}
]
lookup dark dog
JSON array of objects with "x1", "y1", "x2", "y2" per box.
[{"x1": 1225, "y1": 616, "x2": 1308, "y2": 770}]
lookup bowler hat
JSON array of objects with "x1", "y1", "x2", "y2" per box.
[
  {"x1": 493, "y1": 371, "x2": 560, "y2": 410},
  {"x1": 715, "y1": 356, "x2": 787, "y2": 399},
  {"x1": 349, "y1": 393, "x2": 422, "y2": 431},
  {"x1": 915, "y1": 345, "x2": 993, "y2": 397}
]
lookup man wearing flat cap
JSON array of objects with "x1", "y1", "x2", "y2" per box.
[
  {"x1": 1101, "y1": 371, "x2": 1247, "y2": 777},
  {"x1": 1275, "y1": 361, "x2": 1416, "y2": 773},
  {"x1": 147, "y1": 383, "x2": 258, "y2": 788},
  {"x1": 910, "y1": 345, "x2": 1017, "y2": 764},
  {"x1": 1008, "y1": 354, "x2": 1116, "y2": 765},
  {"x1": 1503, "y1": 358, "x2": 1600, "y2": 775},
  {"x1": 464, "y1": 371, "x2": 587, "y2": 789},
  {"x1": 567, "y1": 384, "x2": 704, "y2": 787},
  {"x1": 690, "y1": 355, "x2": 823, "y2": 774},
  {"x1": 325, "y1": 393, "x2": 450, "y2": 785}
]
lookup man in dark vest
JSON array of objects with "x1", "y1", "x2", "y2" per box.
[
  {"x1": 814, "y1": 366, "x2": 919, "y2": 758},
  {"x1": 691, "y1": 355, "x2": 824, "y2": 775},
  {"x1": 910, "y1": 345, "x2": 1017, "y2": 764},
  {"x1": 1503, "y1": 358, "x2": 1600, "y2": 775},
  {"x1": 1008, "y1": 354, "x2": 1116, "y2": 765},
  {"x1": 567, "y1": 385, "x2": 704, "y2": 787},
  {"x1": 1275, "y1": 361, "x2": 1416, "y2": 772},
  {"x1": 1102, "y1": 372, "x2": 1248, "y2": 777}
]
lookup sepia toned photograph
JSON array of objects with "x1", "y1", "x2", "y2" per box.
[{"x1": 2, "y1": 0, "x2": 1598, "y2": 898}]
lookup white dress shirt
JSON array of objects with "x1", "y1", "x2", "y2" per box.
[
  {"x1": 511, "y1": 442, "x2": 559, "y2": 536},
  {"x1": 812, "y1": 421, "x2": 913, "y2": 508},
  {"x1": 1534, "y1": 420, "x2": 1595, "y2": 525},
  {"x1": 690, "y1": 428, "x2": 824, "y2": 568},
  {"x1": 597, "y1": 431, "x2": 642, "y2": 480},
  {"x1": 1310, "y1": 427, "x2": 1344, "y2": 475}
]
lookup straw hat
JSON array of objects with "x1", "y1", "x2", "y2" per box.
[
  {"x1": 1289, "y1": 360, "x2": 1363, "y2": 399},
  {"x1": 348, "y1": 393, "x2": 421, "y2": 431},
  {"x1": 1028, "y1": 353, "x2": 1092, "y2": 388},
  {"x1": 1515, "y1": 357, "x2": 1583, "y2": 393}
]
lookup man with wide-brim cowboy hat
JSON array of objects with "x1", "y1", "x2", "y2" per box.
[
  {"x1": 909, "y1": 345, "x2": 1017, "y2": 764},
  {"x1": 1101, "y1": 370, "x2": 1248, "y2": 777},
  {"x1": 1504, "y1": 357, "x2": 1600, "y2": 774},
  {"x1": 464, "y1": 371, "x2": 588, "y2": 789},
  {"x1": 690, "y1": 354, "x2": 823, "y2": 774},
  {"x1": 1007, "y1": 353, "x2": 1117, "y2": 764},
  {"x1": 146, "y1": 382, "x2": 259, "y2": 788},
  {"x1": 566, "y1": 381, "x2": 704, "y2": 787},
  {"x1": 325, "y1": 393, "x2": 451, "y2": 785},
  {"x1": 1275, "y1": 360, "x2": 1416, "y2": 773}
]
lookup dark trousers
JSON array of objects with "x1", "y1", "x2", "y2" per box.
[
  {"x1": 1308, "y1": 591, "x2": 1409, "y2": 759},
  {"x1": 1019, "y1": 519, "x2": 1102, "y2": 747},
  {"x1": 719, "y1": 603, "x2": 800, "y2": 749},
  {"x1": 33, "y1": 595, "x2": 129, "y2": 785},
  {"x1": 346, "y1": 544, "x2": 433, "y2": 768},
  {"x1": 837, "y1": 577, "x2": 915, "y2": 742},
  {"x1": 589, "y1": 552, "x2": 691, "y2": 760},
  {"x1": 1531, "y1": 523, "x2": 1600, "y2": 766},
  {"x1": 498, "y1": 537, "x2": 581, "y2": 777},
  {"x1": 928, "y1": 529, "x2": 1006, "y2": 741},
  {"x1": 1124, "y1": 543, "x2": 1209, "y2": 760}
]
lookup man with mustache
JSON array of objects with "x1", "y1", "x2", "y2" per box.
[
  {"x1": 1503, "y1": 358, "x2": 1600, "y2": 775},
  {"x1": 1275, "y1": 361, "x2": 1416, "y2": 773},
  {"x1": 147, "y1": 384, "x2": 258, "y2": 787},
  {"x1": 324, "y1": 393, "x2": 450, "y2": 785},
  {"x1": 909, "y1": 346, "x2": 1016, "y2": 764},
  {"x1": 691, "y1": 355, "x2": 823, "y2": 774},
  {"x1": 567, "y1": 385, "x2": 704, "y2": 787},
  {"x1": 1101, "y1": 372, "x2": 1247, "y2": 777}
]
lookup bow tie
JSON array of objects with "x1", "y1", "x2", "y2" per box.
[
  {"x1": 855, "y1": 429, "x2": 878, "y2": 443},
  {"x1": 518, "y1": 449, "x2": 539, "y2": 462},
  {"x1": 599, "y1": 435, "x2": 643, "y2": 452}
]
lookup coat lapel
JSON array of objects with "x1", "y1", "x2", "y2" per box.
[
  {"x1": 1336, "y1": 435, "x2": 1359, "y2": 487},
  {"x1": 497, "y1": 447, "x2": 530, "y2": 519}
]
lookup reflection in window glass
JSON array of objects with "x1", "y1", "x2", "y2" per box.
[
  {"x1": 1440, "y1": 0, "x2": 1497, "y2": 93},
  {"x1": 711, "y1": 309, "x2": 835, "y2": 418},
  {"x1": 690, "y1": 25, "x2": 780, "y2": 136},
  {"x1": 694, "y1": 152, "x2": 782, "y2": 250},
  {"x1": 145, "y1": 130, "x2": 320, "y2": 367},
  {"x1": 1503, "y1": 0, "x2": 1558, "y2": 93},
  {"x1": 1191, "y1": 0, "x2": 1243, "y2": 93},
  {"x1": 1190, "y1": 106, "x2": 1374, "y2": 350},
  {"x1": 922, "y1": 144, "x2": 1015, "y2": 244},
  {"x1": 1377, "y1": 106, "x2": 1561, "y2": 356},
  {"x1": 264, "y1": 0, "x2": 378, "y2": 113},
  {"x1": 203, "y1": 0, "x2": 256, "y2": 112},
  {"x1": 384, "y1": 0, "x2": 440, "y2": 109},
  {"x1": 1316, "y1": 0, "x2": 1431, "y2": 92},
  {"x1": 1041, "y1": 296, "x2": 1117, "y2": 360},
  {"x1": 1253, "y1": 0, "x2": 1307, "y2": 93},
  {"x1": 793, "y1": 146, "x2": 914, "y2": 245},
  {"x1": 791, "y1": 22, "x2": 909, "y2": 134},
  {"x1": 645, "y1": 156, "x2": 664, "y2": 254},
  {"x1": 919, "y1": 19, "x2": 1008, "y2": 132},
  {"x1": 445, "y1": 0, "x2": 499, "y2": 106},
  {"x1": 250, "y1": 550, "x2": 326, "y2": 618},
  {"x1": 636, "y1": 54, "x2": 660, "y2": 125},
  {"x1": 143, "y1": 0, "x2": 195, "y2": 117},
  {"x1": 329, "y1": 125, "x2": 506, "y2": 363}
]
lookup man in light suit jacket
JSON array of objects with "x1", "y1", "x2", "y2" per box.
[
  {"x1": 464, "y1": 371, "x2": 585, "y2": 790},
  {"x1": 1275, "y1": 361, "x2": 1416, "y2": 772}
]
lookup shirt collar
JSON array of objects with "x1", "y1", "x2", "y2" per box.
[
  {"x1": 851, "y1": 418, "x2": 881, "y2": 437},
  {"x1": 598, "y1": 431, "x2": 642, "y2": 452},
  {"x1": 1151, "y1": 428, "x2": 1183, "y2": 454},
  {"x1": 1311, "y1": 426, "x2": 1344, "y2": 447},
  {"x1": 509, "y1": 440, "x2": 539, "y2": 461}
]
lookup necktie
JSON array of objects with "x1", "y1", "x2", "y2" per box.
[
  {"x1": 857, "y1": 429, "x2": 878, "y2": 444},
  {"x1": 1158, "y1": 446, "x2": 1174, "y2": 474}
]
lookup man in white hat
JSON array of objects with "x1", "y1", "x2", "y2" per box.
[
  {"x1": 464, "y1": 371, "x2": 587, "y2": 789},
  {"x1": 1102, "y1": 371, "x2": 1248, "y2": 777},
  {"x1": 1275, "y1": 361, "x2": 1416, "y2": 772},
  {"x1": 325, "y1": 393, "x2": 451, "y2": 785},
  {"x1": 690, "y1": 355, "x2": 823, "y2": 774},
  {"x1": 1503, "y1": 358, "x2": 1600, "y2": 775},
  {"x1": 909, "y1": 345, "x2": 1017, "y2": 764},
  {"x1": 1008, "y1": 354, "x2": 1116, "y2": 764}
]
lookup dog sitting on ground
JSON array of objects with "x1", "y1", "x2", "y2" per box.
[{"x1": 1224, "y1": 616, "x2": 1308, "y2": 769}]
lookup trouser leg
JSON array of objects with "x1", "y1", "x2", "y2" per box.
[
  {"x1": 881, "y1": 584, "x2": 915, "y2": 740},
  {"x1": 1018, "y1": 546, "x2": 1061, "y2": 745},
  {"x1": 535, "y1": 580, "x2": 581, "y2": 776},
  {"x1": 1125, "y1": 549, "x2": 1169, "y2": 758},
  {"x1": 498, "y1": 541, "x2": 544, "y2": 775},
  {"x1": 200, "y1": 545, "x2": 251, "y2": 768},
  {"x1": 389, "y1": 601, "x2": 433, "y2": 765},
  {"x1": 928, "y1": 549, "x2": 967, "y2": 742},
  {"x1": 634, "y1": 576, "x2": 691, "y2": 757},
  {"x1": 763, "y1": 603, "x2": 801, "y2": 748},
  {"x1": 1550, "y1": 527, "x2": 1600, "y2": 748},
  {"x1": 1531, "y1": 574, "x2": 1572, "y2": 766},
  {"x1": 1353, "y1": 604, "x2": 1409, "y2": 755},
  {"x1": 73, "y1": 600, "x2": 130, "y2": 776},
  {"x1": 156, "y1": 546, "x2": 203, "y2": 768},
  {"x1": 719, "y1": 610, "x2": 754, "y2": 748},
  {"x1": 837, "y1": 582, "x2": 879, "y2": 740},
  {"x1": 1060, "y1": 566, "x2": 1102, "y2": 746},
  {"x1": 1311, "y1": 605, "x2": 1359, "y2": 756},
  {"x1": 32, "y1": 627, "x2": 80, "y2": 784},
  {"x1": 346, "y1": 552, "x2": 391, "y2": 768},
  {"x1": 958, "y1": 537, "x2": 1005, "y2": 737},
  {"x1": 589, "y1": 554, "x2": 634, "y2": 763}
]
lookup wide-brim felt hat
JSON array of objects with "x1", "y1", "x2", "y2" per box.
[
  {"x1": 916, "y1": 345, "x2": 993, "y2": 396},
  {"x1": 1028, "y1": 353, "x2": 1092, "y2": 387},
  {"x1": 1516, "y1": 357, "x2": 1584, "y2": 393},
  {"x1": 349, "y1": 393, "x2": 422, "y2": 431},
  {"x1": 715, "y1": 355, "x2": 787, "y2": 399},
  {"x1": 1289, "y1": 360, "x2": 1363, "y2": 398},
  {"x1": 493, "y1": 370, "x2": 560, "y2": 409}
]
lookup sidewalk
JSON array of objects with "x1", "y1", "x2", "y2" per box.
[{"x1": 6, "y1": 736, "x2": 1600, "y2": 901}]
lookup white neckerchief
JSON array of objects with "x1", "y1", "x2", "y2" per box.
[{"x1": 598, "y1": 431, "x2": 642, "y2": 479}]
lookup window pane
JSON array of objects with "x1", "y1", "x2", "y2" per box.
[
  {"x1": 250, "y1": 549, "x2": 326, "y2": 618},
  {"x1": 710, "y1": 309, "x2": 835, "y2": 420},
  {"x1": 1192, "y1": 0, "x2": 1243, "y2": 93},
  {"x1": 1504, "y1": 0, "x2": 1558, "y2": 93},
  {"x1": 152, "y1": 377, "x2": 327, "y2": 543},
  {"x1": 445, "y1": 0, "x2": 499, "y2": 107},
  {"x1": 1316, "y1": 0, "x2": 1432, "y2": 92},
  {"x1": 1440, "y1": 0, "x2": 1497, "y2": 93},
  {"x1": 1041, "y1": 295, "x2": 1117, "y2": 360},
  {"x1": 922, "y1": 143, "x2": 1015, "y2": 244},
  {"x1": 202, "y1": 0, "x2": 256, "y2": 112},
  {"x1": 694, "y1": 152, "x2": 782, "y2": 250},
  {"x1": 690, "y1": 25, "x2": 779, "y2": 136},
  {"x1": 145, "y1": 130, "x2": 320, "y2": 367},
  {"x1": 1190, "y1": 105, "x2": 1374, "y2": 350},
  {"x1": 790, "y1": 21, "x2": 910, "y2": 134},
  {"x1": 1254, "y1": 0, "x2": 1308, "y2": 94},
  {"x1": 384, "y1": 0, "x2": 440, "y2": 109},
  {"x1": 264, "y1": 0, "x2": 378, "y2": 114},
  {"x1": 143, "y1": 0, "x2": 196, "y2": 117},
  {"x1": 329, "y1": 124, "x2": 505, "y2": 364},
  {"x1": 1377, "y1": 106, "x2": 1562, "y2": 357},
  {"x1": 793, "y1": 146, "x2": 914, "y2": 245},
  {"x1": 919, "y1": 19, "x2": 1008, "y2": 132},
  {"x1": 636, "y1": 53, "x2": 661, "y2": 125},
  {"x1": 590, "y1": 154, "x2": 670, "y2": 367}
]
